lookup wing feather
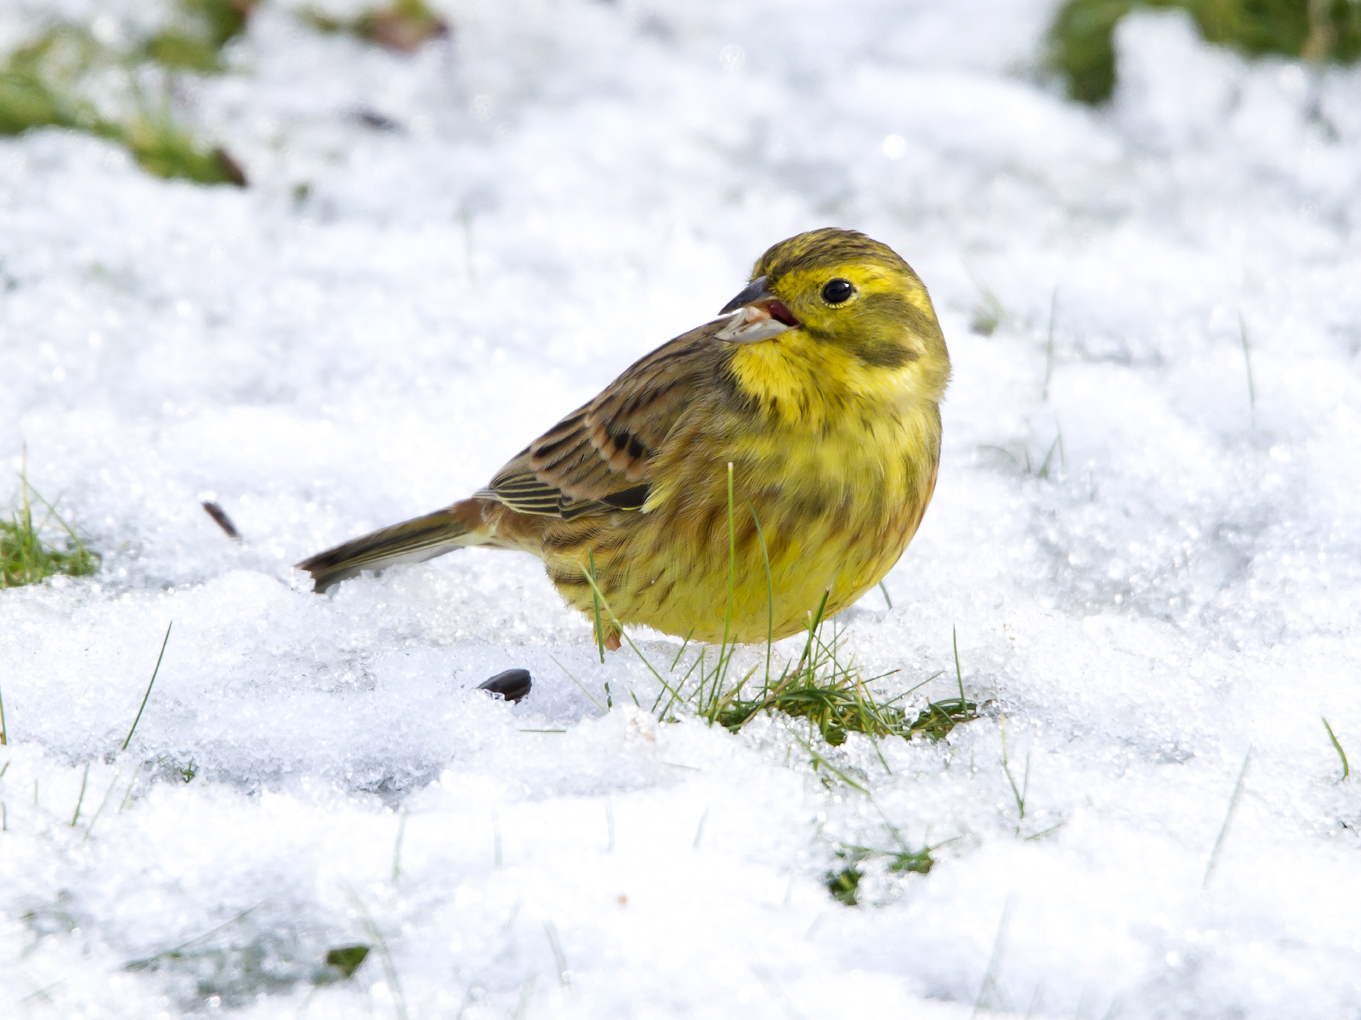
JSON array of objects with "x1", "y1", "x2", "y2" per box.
[{"x1": 484, "y1": 321, "x2": 725, "y2": 519}]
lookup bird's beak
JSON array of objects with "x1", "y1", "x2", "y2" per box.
[{"x1": 715, "y1": 275, "x2": 801, "y2": 344}]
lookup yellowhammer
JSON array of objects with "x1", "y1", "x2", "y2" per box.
[{"x1": 297, "y1": 228, "x2": 950, "y2": 649}]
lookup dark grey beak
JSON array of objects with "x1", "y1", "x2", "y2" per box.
[
  {"x1": 719, "y1": 275, "x2": 775, "y2": 315},
  {"x1": 715, "y1": 274, "x2": 800, "y2": 344}
]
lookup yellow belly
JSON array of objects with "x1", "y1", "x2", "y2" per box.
[{"x1": 539, "y1": 403, "x2": 940, "y2": 644}]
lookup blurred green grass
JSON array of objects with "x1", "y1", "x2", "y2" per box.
[
  {"x1": 0, "y1": 5, "x2": 249, "y2": 186},
  {"x1": 301, "y1": 0, "x2": 449, "y2": 52},
  {"x1": 0, "y1": 0, "x2": 451, "y2": 185},
  {"x1": 1049, "y1": 0, "x2": 1361, "y2": 103},
  {"x1": 144, "y1": 0, "x2": 256, "y2": 72}
]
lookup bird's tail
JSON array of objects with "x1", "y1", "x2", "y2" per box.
[{"x1": 296, "y1": 499, "x2": 485, "y2": 593}]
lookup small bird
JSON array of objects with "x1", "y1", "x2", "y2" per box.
[{"x1": 297, "y1": 228, "x2": 950, "y2": 649}]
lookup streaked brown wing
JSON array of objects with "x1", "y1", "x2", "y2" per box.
[{"x1": 482, "y1": 321, "x2": 724, "y2": 518}]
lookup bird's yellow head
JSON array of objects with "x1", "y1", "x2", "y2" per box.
[{"x1": 716, "y1": 228, "x2": 950, "y2": 419}]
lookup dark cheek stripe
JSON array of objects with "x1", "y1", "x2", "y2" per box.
[{"x1": 857, "y1": 344, "x2": 917, "y2": 369}]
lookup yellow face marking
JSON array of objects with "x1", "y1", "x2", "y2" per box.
[{"x1": 723, "y1": 258, "x2": 948, "y2": 429}]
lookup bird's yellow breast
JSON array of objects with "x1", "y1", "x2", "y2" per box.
[{"x1": 545, "y1": 332, "x2": 942, "y2": 644}]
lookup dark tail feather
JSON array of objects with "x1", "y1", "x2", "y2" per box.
[{"x1": 296, "y1": 503, "x2": 478, "y2": 593}]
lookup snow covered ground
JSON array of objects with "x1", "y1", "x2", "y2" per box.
[{"x1": 2, "y1": 0, "x2": 1360, "y2": 1016}]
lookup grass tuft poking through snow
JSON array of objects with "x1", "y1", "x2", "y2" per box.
[
  {"x1": 826, "y1": 841, "x2": 938, "y2": 907},
  {"x1": 709, "y1": 613, "x2": 976, "y2": 748},
  {"x1": 1, "y1": 468, "x2": 99, "y2": 588},
  {"x1": 582, "y1": 464, "x2": 979, "y2": 750}
]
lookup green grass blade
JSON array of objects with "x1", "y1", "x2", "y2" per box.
[
  {"x1": 952, "y1": 626, "x2": 966, "y2": 703},
  {"x1": 1042, "y1": 285, "x2": 1057, "y2": 401},
  {"x1": 721, "y1": 462, "x2": 736, "y2": 652},
  {"x1": 69, "y1": 761, "x2": 90, "y2": 826},
  {"x1": 668, "y1": 628, "x2": 694, "y2": 672},
  {"x1": 549, "y1": 654, "x2": 606, "y2": 714},
  {"x1": 121, "y1": 621, "x2": 173, "y2": 751},
  {"x1": 580, "y1": 568, "x2": 683, "y2": 707},
  {"x1": 1202, "y1": 746, "x2": 1253, "y2": 889},
  {"x1": 704, "y1": 461, "x2": 739, "y2": 717},
  {"x1": 1323, "y1": 717, "x2": 1349, "y2": 779},
  {"x1": 745, "y1": 497, "x2": 775, "y2": 689},
  {"x1": 80, "y1": 768, "x2": 122, "y2": 841},
  {"x1": 344, "y1": 888, "x2": 408, "y2": 1020},
  {"x1": 974, "y1": 895, "x2": 1016, "y2": 1014},
  {"x1": 544, "y1": 920, "x2": 570, "y2": 988},
  {"x1": 392, "y1": 808, "x2": 407, "y2": 883},
  {"x1": 587, "y1": 551, "x2": 605, "y2": 663},
  {"x1": 1239, "y1": 312, "x2": 1256, "y2": 415},
  {"x1": 790, "y1": 731, "x2": 868, "y2": 794},
  {"x1": 798, "y1": 590, "x2": 832, "y2": 670}
]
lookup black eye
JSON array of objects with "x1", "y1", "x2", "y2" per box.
[{"x1": 822, "y1": 278, "x2": 854, "y2": 305}]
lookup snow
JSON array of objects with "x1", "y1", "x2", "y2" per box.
[{"x1": 2, "y1": 1, "x2": 1360, "y2": 1016}]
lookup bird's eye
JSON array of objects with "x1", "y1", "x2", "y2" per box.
[{"x1": 821, "y1": 278, "x2": 854, "y2": 305}]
